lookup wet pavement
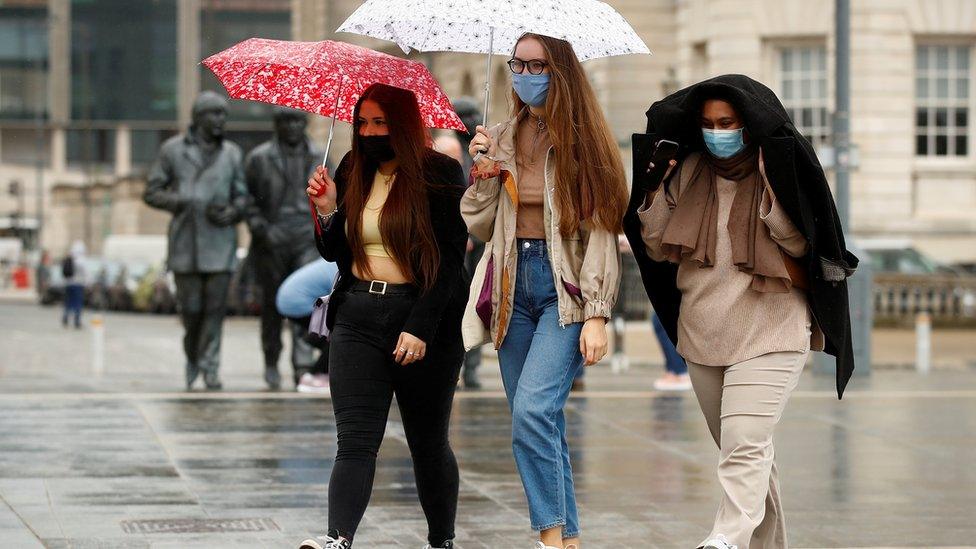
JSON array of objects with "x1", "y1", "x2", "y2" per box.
[{"x1": 1, "y1": 302, "x2": 975, "y2": 548}]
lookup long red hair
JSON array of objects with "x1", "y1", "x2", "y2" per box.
[
  {"x1": 342, "y1": 83, "x2": 439, "y2": 290},
  {"x1": 511, "y1": 34, "x2": 628, "y2": 236}
]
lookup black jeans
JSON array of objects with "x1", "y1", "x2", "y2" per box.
[{"x1": 327, "y1": 282, "x2": 463, "y2": 546}]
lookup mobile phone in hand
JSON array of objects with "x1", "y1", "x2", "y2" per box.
[{"x1": 645, "y1": 139, "x2": 680, "y2": 192}]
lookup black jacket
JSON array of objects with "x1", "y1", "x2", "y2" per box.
[
  {"x1": 624, "y1": 74, "x2": 859, "y2": 398},
  {"x1": 314, "y1": 150, "x2": 470, "y2": 345}
]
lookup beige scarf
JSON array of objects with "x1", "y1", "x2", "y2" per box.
[{"x1": 660, "y1": 146, "x2": 794, "y2": 293}]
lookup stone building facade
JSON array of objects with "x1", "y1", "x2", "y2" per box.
[{"x1": 1, "y1": 0, "x2": 974, "y2": 262}]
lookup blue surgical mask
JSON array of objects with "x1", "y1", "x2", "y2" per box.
[
  {"x1": 512, "y1": 73, "x2": 550, "y2": 108},
  {"x1": 702, "y1": 127, "x2": 746, "y2": 158}
]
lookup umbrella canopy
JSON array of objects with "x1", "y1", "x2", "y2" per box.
[
  {"x1": 337, "y1": 0, "x2": 650, "y2": 125},
  {"x1": 202, "y1": 38, "x2": 466, "y2": 132},
  {"x1": 337, "y1": 0, "x2": 650, "y2": 62}
]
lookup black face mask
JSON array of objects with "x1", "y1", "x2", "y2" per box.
[{"x1": 358, "y1": 135, "x2": 396, "y2": 163}]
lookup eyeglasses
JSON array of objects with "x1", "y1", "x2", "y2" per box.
[{"x1": 507, "y1": 57, "x2": 549, "y2": 75}]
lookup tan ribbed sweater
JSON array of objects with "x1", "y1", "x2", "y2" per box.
[
  {"x1": 638, "y1": 153, "x2": 824, "y2": 366},
  {"x1": 514, "y1": 117, "x2": 550, "y2": 239}
]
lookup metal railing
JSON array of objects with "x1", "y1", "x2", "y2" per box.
[{"x1": 873, "y1": 273, "x2": 976, "y2": 325}]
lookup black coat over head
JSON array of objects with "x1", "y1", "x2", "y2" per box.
[{"x1": 625, "y1": 74, "x2": 859, "y2": 398}]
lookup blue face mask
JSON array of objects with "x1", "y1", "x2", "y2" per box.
[
  {"x1": 512, "y1": 73, "x2": 550, "y2": 108},
  {"x1": 702, "y1": 127, "x2": 747, "y2": 158}
]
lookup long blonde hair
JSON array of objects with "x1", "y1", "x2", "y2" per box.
[{"x1": 511, "y1": 33, "x2": 628, "y2": 236}]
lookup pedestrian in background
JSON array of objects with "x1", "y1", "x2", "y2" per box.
[
  {"x1": 300, "y1": 83, "x2": 469, "y2": 549},
  {"x1": 651, "y1": 312, "x2": 690, "y2": 391},
  {"x1": 630, "y1": 74, "x2": 858, "y2": 549},
  {"x1": 61, "y1": 241, "x2": 88, "y2": 329},
  {"x1": 618, "y1": 236, "x2": 690, "y2": 391},
  {"x1": 462, "y1": 33, "x2": 627, "y2": 549}
]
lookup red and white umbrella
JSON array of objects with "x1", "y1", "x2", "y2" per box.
[{"x1": 202, "y1": 38, "x2": 466, "y2": 163}]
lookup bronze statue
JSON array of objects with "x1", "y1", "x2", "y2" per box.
[
  {"x1": 144, "y1": 91, "x2": 247, "y2": 390},
  {"x1": 244, "y1": 107, "x2": 324, "y2": 389}
]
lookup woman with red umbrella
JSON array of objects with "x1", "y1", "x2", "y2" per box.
[{"x1": 301, "y1": 83, "x2": 469, "y2": 549}]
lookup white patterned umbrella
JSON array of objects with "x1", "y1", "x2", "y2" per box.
[{"x1": 337, "y1": 0, "x2": 650, "y2": 124}]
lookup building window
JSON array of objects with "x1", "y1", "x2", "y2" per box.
[
  {"x1": 0, "y1": 5, "x2": 48, "y2": 120},
  {"x1": 131, "y1": 129, "x2": 178, "y2": 169},
  {"x1": 71, "y1": 0, "x2": 177, "y2": 121},
  {"x1": 67, "y1": 129, "x2": 116, "y2": 167},
  {"x1": 915, "y1": 45, "x2": 970, "y2": 157},
  {"x1": 200, "y1": 1, "x2": 291, "y2": 121},
  {"x1": 778, "y1": 46, "x2": 829, "y2": 146}
]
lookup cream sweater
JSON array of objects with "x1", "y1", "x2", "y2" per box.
[{"x1": 638, "y1": 157, "x2": 824, "y2": 366}]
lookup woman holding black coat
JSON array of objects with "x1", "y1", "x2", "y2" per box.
[
  {"x1": 624, "y1": 74, "x2": 858, "y2": 549},
  {"x1": 300, "y1": 83, "x2": 469, "y2": 549}
]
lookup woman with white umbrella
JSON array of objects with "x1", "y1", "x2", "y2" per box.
[{"x1": 461, "y1": 33, "x2": 628, "y2": 549}]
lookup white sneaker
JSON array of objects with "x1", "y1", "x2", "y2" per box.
[
  {"x1": 534, "y1": 542, "x2": 560, "y2": 549},
  {"x1": 653, "y1": 373, "x2": 692, "y2": 391},
  {"x1": 297, "y1": 373, "x2": 330, "y2": 394},
  {"x1": 701, "y1": 534, "x2": 737, "y2": 549},
  {"x1": 299, "y1": 535, "x2": 350, "y2": 549}
]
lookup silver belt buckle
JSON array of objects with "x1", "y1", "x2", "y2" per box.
[{"x1": 368, "y1": 280, "x2": 388, "y2": 295}]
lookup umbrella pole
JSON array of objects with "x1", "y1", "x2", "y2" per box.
[
  {"x1": 323, "y1": 77, "x2": 344, "y2": 169},
  {"x1": 482, "y1": 26, "x2": 494, "y2": 127}
]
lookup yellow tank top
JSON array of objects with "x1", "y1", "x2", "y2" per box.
[{"x1": 358, "y1": 171, "x2": 394, "y2": 258}]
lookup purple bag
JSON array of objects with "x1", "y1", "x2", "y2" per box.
[
  {"x1": 308, "y1": 273, "x2": 341, "y2": 340},
  {"x1": 475, "y1": 257, "x2": 494, "y2": 328}
]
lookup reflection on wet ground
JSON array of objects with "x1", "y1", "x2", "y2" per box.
[
  {"x1": 1, "y1": 388, "x2": 975, "y2": 548},
  {"x1": 2, "y1": 303, "x2": 974, "y2": 547}
]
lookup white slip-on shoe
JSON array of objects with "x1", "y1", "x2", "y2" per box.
[{"x1": 533, "y1": 542, "x2": 560, "y2": 549}]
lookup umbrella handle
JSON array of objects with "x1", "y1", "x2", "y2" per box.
[{"x1": 323, "y1": 75, "x2": 345, "y2": 168}]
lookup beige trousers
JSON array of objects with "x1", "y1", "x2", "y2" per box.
[{"x1": 688, "y1": 349, "x2": 809, "y2": 549}]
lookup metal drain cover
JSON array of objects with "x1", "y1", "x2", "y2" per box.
[{"x1": 121, "y1": 517, "x2": 280, "y2": 534}]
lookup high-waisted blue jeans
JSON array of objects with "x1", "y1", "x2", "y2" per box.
[{"x1": 497, "y1": 239, "x2": 583, "y2": 537}]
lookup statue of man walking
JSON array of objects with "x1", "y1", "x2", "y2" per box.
[
  {"x1": 244, "y1": 107, "x2": 324, "y2": 389},
  {"x1": 144, "y1": 91, "x2": 248, "y2": 390}
]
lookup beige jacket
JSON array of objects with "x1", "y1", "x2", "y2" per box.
[{"x1": 460, "y1": 119, "x2": 621, "y2": 351}]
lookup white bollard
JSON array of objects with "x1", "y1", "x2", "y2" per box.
[
  {"x1": 610, "y1": 316, "x2": 629, "y2": 374},
  {"x1": 91, "y1": 314, "x2": 105, "y2": 378},
  {"x1": 915, "y1": 311, "x2": 931, "y2": 375}
]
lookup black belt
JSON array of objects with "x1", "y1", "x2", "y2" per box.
[{"x1": 346, "y1": 278, "x2": 417, "y2": 296}]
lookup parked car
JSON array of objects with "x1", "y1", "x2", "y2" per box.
[{"x1": 857, "y1": 238, "x2": 966, "y2": 275}]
